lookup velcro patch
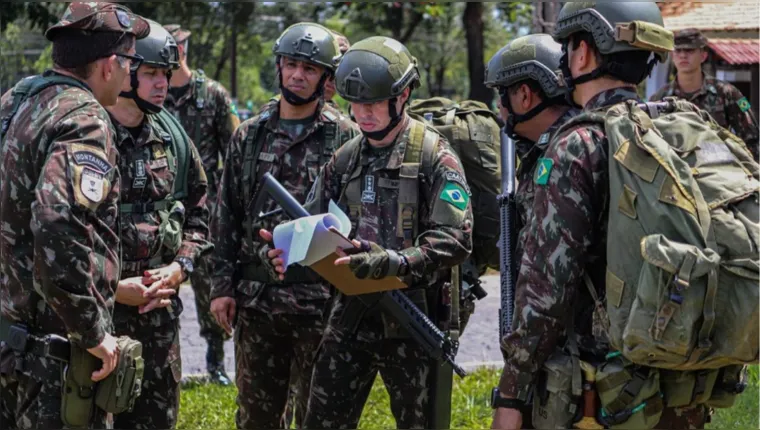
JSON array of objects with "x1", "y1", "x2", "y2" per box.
[
  {"x1": 444, "y1": 170, "x2": 471, "y2": 196},
  {"x1": 440, "y1": 182, "x2": 469, "y2": 211},
  {"x1": 73, "y1": 150, "x2": 112, "y2": 174},
  {"x1": 738, "y1": 97, "x2": 751, "y2": 113},
  {"x1": 534, "y1": 158, "x2": 554, "y2": 185}
]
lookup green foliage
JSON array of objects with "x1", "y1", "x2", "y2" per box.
[{"x1": 178, "y1": 366, "x2": 759, "y2": 429}]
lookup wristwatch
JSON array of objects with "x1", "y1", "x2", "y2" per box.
[
  {"x1": 491, "y1": 388, "x2": 525, "y2": 410},
  {"x1": 175, "y1": 257, "x2": 194, "y2": 278}
]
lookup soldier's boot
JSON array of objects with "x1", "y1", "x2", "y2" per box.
[{"x1": 206, "y1": 339, "x2": 231, "y2": 386}]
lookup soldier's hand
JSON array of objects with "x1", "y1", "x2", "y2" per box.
[
  {"x1": 335, "y1": 239, "x2": 402, "y2": 279},
  {"x1": 259, "y1": 229, "x2": 286, "y2": 281},
  {"x1": 142, "y1": 262, "x2": 185, "y2": 292},
  {"x1": 211, "y1": 297, "x2": 236, "y2": 335},
  {"x1": 87, "y1": 333, "x2": 119, "y2": 382},
  {"x1": 491, "y1": 406, "x2": 522, "y2": 430},
  {"x1": 116, "y1": 277, "x2": 151, "y2": 307}
]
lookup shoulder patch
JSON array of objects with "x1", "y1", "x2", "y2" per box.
[
  {"x1": 440, "y1": 182, "x2": 469, "y2": 210},
  {"x1": 444, "y1": 171, "x2": 471, "y2": 196},
  {"x1": 72, "y1": 149, "x2": 112, "y2": 174},
  {"x1": 534, "y1": 158, "x2": 554, "y2": 185},
  {"x1": 738, "y1": 97, "x2": 751, "y2": 113}
]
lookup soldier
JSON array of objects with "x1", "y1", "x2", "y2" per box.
[
  {"x1": 264, "y1": 36, "x2": 474, "y2": 429},
  {"x1": 650, "y1": 28, "x2": 758, "y2": 159},
  {"x1": 106, "y1": 21, "x2": 212, "y2": 429},
  {"x1": 492, "y1": 3, "x2": 717, "y2": 429},
  {"x1": 0, "y1": 3, "x2": 149, "y2": 428},
  {"x1": 484, "y1": 34, "x2": 580, "y2": 278},
  {"x1": 324, "y1": 30, "x2": 351, "y2": 113},
  {"x1": 163, "y1": 23, "x2": 240, "y2": 384},
  {"x1": 210, "y1": 23, "x2": 358, "y2": 429}
]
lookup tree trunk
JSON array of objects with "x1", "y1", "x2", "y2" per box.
[
  {"x1": 463, "y1": 2, "x2": 491, "y2": 104},
  {"x1": 532, "y1": 2, "x2": 562, "y2": 34}
]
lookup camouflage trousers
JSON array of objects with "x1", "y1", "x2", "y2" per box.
[
  {"x1": 191, "y1": 190, "x2": 230, "y2": 368},
  {"x1": 0, "y1": 343, "x2": 108, "y2": 429},
  {"x1": 112, "y1": 314, "x2": 181, "y2": 429},
  {"x1": 303, "y1": 326, "x2": 432, "y2": 429},
  {"x1": 234, "y1": 307, "x2": 324, "y2": 429}
]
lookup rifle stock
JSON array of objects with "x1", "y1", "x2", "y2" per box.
[
  {"x1": 256, "y1": 172, "x2": 466, "y2": 379},
  {"x1": 498, "y1": 131, "x2": 517, "y2": 341}
]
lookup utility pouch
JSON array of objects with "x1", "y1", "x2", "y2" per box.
[
  {"x1": 95, "y1": 336, "x2": 144, "y2": 414},
  {"x1": 596, "y1": 353, "x2": 663, "y2": 429},
  {"x1": 706, "y1": 365, "x2": 748, "y2": 409},
  {"x1": 61, "y1": 343, "x2": 100, "y2": 428},
  {"x1": 532, "y1": 348, "x2": 583, "y2": 429},
  {"x1": 660, "y1": 368, "x2": 718, "y2": 408}
]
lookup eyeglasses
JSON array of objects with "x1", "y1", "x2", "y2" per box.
[{"x1": 114, "y1": 52, "x2": 144, "y2": 72}]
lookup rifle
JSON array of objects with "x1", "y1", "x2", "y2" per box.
[
  {"x1": 498, "y1": 131, "x2": 517, "y2": 340},
  {"x1": 255, "y1": 172, "x2": 467, "y2": 380}
]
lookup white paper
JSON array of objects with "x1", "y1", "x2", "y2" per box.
[{"x1": 273, "y1": 200, "x2": 353, "y2": 267}]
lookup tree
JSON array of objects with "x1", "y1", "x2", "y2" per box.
[
  {"x1": 332, "y1": 2, "x2": 444, "y2": 44},
  {"x1": 463, "y1": 2, "x2": 491, "y2": 104}
]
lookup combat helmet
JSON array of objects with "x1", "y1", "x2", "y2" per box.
[
  {"x1": 121, "y1": 19, "x2": 179, "y2": 114},
  {"x1": 552, "y1": 1, "x2": 673, "y2": 89},
  {"x1": 335, "y1": 36, "x2": 420, "y2": 139},
  {"x1": 273, "y1": 22, "x2": 341, "y2": 105},
  {"x1": 485, "y1": 34, "x2": 567, "y2": 139}
]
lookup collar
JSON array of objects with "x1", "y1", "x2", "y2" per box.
[
  {"x1": 112, "y1": 115, "x2": 167, "y2": 150},
  {"x1": 673, "y1": 73, "x2": 717, "y2": 98},
  {"x1": 585, "y1": 87, "x2": 641, "y2": 111},
  {"x1": 360, "y1": 119, "x2": 414, "y2": 171}
]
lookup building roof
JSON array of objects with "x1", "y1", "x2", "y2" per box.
[
  {"x1": 707, "y1": 38, "x2": 760, "y2": 64},
  {"x1": 661, "y1": 1, "x2": 760, "y2": 32}
]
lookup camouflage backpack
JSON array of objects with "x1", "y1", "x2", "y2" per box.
[
  {"x1": 408, "y1": 97, "x2": 503, "y2": 273},
  {"x1": 566, "y1": 97, "x2": 759, "y2": 370}
]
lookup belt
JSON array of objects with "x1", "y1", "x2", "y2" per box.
[
  {"x1": 0, "y1": 316, "x2": 70, "y2": 363},
  {"x1": 239, "y1": 263, "x2": 319, "y2": 284}
]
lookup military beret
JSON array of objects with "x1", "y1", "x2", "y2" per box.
[
  {"x1": 163, "y1": 24, "x2": 192, "y2": 44},
  {"x1": 45, "y1": 2, "x2": 150, "y2": 42},
  {"x1": 674, "y1": 28, "x2": 708, "y2": 50}
]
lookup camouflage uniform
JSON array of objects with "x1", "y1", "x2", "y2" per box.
[
  {"x1": 499, "y1": 87, "x2": 708, "y2": 428},
  {"x1": 211, "y1": 100, "x2": 358, "y2": 429},
  {"x1": 302, "y1": 118, "x2": 474, "y2": 429},
  {"x1": 164, "y1": 69, "x2": 239, "y2": 366},
  {"x1": 514, "y1": 108, "x2": 579, "y2": 259},
  {"x1": 0, "y1": 3, "x2": 148, "y2": 428},
  {"x1": 651, "y1": 76, "x2": 759, "y2": 160},
  {"x1": 110, "y1": 115, "x2": 211, "y2": 429}
]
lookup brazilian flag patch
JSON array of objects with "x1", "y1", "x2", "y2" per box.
[
  {"x1": 738, "y1": 97, "x2": 751, "y2": 113},
  {"x1": 440, "y1": 182, "x2": 469, "y2": 211},
  {"x1": 535, "y1": 158, "x2": 554, "y2": 185}
]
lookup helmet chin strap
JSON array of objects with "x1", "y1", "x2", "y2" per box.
[
  {"x1": 277, "y1": 59, "x2": 329, "y2": 106},
  {"x1": 120, "y1": 69, "x2": 172, "y2": 115},
  {"x1": 361, "y1": 97, "x2": 405, "y2": 141},
  {"x1": 502, "y1": 91, "x2": 562, "y2": 141}
]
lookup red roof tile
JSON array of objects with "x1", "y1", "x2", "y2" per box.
[
  {"x1": 708, "y1": 38, "x2": 760, "y2": 64},
  {"x1": 662, "y1": 1, "x2": 760, "y2": 31}
]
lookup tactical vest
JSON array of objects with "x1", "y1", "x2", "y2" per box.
[
  {"x1": 1, "y1": 73, "x2": 89, "y2": 148},
  {"x1": 119, "y1": 109, "x2": 192, "y2": 272},
  {"x1": 239, "y1": 108, "x2": 340, "y2": 284},
  {"x1": 553, "y1": 98, "x2": 758, "y2": 422},
  {"x1": 333, "y1": 119, "x2": 462, "y2": 338}
]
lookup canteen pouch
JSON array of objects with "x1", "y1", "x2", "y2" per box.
[
  {"x1": 95, "y1": 336, "x2": 144, "y2": 414},
  {"x1": 596, "y1": 354, "x2": 663, "y2": 429},
  {"x1": 532, "y1": 349, "x2": 582, "y2": 429},
  {"x1": 706, "y1": 365, "x2": 749, "y2": 408},
  {"x1": 158, "y1": 200, "x2": 186, "y2": 255},
  {"x1": 61, "y1": 343, "x2": 100, "y2": 428}
]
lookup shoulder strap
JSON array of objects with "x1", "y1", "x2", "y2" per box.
[
  {"x1": 397, "y1": 119, "x2": 438, "y2": 248},
  {"x1": 443, "y1": 108, "x2": 457, "y2": 126},
  {"x1": 1, "y1": 74, "x2": 88, "y2": 145},
  {"x1": 154, "y1": 109, "x2": 192, "y2": 200},
  {"x1": 335, "y1": 135, "x2": 363, "y2": 205},
  {"x1": 193, "y1": 70, "x2": 208, "y2": 145},
  {"x1": 321, "y1": 109, "x2": 339, "y2": 170},
  {"x1": 242, "y1": 116, "x2": 268, "y2": 259}
]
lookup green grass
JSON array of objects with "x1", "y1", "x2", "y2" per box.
[{"x1": 178, "y1": 366, "x2": 759, "y2": 429}]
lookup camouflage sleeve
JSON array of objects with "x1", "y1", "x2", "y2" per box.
[
  {"x1": 31, "y1": 106, "x2": 120, "y2": 349},
  {"x1": 498, "y1": 125, "x2": 607, "y2": 398},
  {"x1": 210, "y1": 123, "x2": 247, "y2": 300},
  {"x1": 400, "y1": 138, "x2": 473, "y2": 278},
  {"x1": 211, "y1": 82, "x2": 240, "y2": 162},
  {"x1": 722, "y1": 84, "x2": 759, "y2": 160},
  {"x1": 175, "y1": 141, "x2": 212, "y2": 265}
]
